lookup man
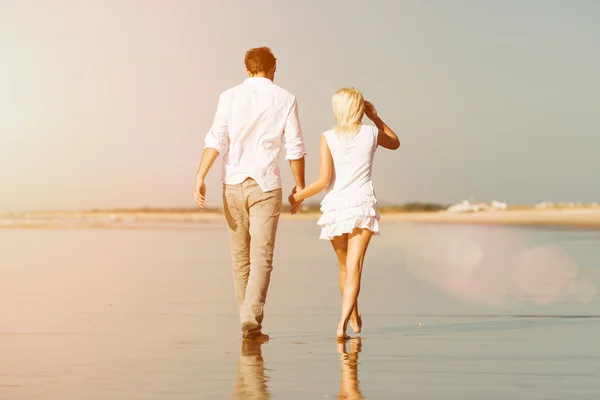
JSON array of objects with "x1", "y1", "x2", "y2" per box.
[{"x1": 194, "y1": 47, "x2": 306, "y2": 339}]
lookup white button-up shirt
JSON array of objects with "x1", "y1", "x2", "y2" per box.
[{"x1": 204, "y1": 77, "x2": 306, "y2": 192}]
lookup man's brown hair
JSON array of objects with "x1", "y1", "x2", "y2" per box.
[{"x1": 244, "y1": 47, "x2": 277, "y2": 75}]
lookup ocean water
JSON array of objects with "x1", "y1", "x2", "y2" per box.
[{"x1": 1, "y1": 220, "x2": 600, "y2": 399}]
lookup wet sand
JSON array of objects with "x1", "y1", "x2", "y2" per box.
[{"x1": 1, "y1": 221, "x2": 600, "y2": 398}]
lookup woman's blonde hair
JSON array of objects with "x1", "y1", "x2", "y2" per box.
[{"x1": 332, "y1": 87, "x2": 364, "y2": 136}]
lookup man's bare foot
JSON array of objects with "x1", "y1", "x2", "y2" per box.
[{"x1": 350, "y1": 313, "x2": 362, "y2": 333}]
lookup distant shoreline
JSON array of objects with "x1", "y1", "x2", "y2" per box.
[
  {"x1": 383, "y1": 209, "x2": 600, "y2": 230},
  {"x1": 2, "y1": 207, "x2": 600, "y2": 230}
]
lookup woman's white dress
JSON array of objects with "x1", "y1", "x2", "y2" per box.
[{"x1": 318, "y1": 124, "x2": 380, "y2": 240}]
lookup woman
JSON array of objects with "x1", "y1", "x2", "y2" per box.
[{"x1": 289, "y1": 87, "x2": 400, "y2": 339}]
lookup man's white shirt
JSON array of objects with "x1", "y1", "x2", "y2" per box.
[{"x1": 204, "y1": 77, "x2": 306, "y2": 192}]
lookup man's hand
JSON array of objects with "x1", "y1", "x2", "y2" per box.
[
  {"x1": 289, "y1": 186, "x2": 303, "y2": 214},
  {"x1": 194, "y1": 177, "x2": 207, "y2": 208},
  {"x1": 364, "y1": 101, "x2": 378, "y2": 121}
]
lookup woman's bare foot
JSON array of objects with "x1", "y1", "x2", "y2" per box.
[
  {"x1": 337, "y1": 322, "x2": 350, "y2": 340},
  {"x1": 350, "y1": 313, "x2": 362, "y2": 333}
]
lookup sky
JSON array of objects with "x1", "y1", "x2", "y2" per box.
[{"x1": 1, "y1": 0, "x2": 599, "y2": 211}]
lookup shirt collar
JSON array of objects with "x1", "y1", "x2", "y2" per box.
[{"x1": 244, "y1": 77, "x2": 273, "y2": 85}]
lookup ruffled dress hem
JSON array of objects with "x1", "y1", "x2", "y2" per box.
[
  {"x1": 318, "y1": 217, "x2": 380, "y2": 240},
  {"x1": 317, "y1": 199, "x2": 380, "y2": 240}
]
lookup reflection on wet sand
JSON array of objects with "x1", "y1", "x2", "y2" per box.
[
  {"x1": 338, "y1": 338, "x2": 363, "y2": 400},
  {"x1": 233, "y1": 338, "x2": 270, "y2": 399},
  {"x1": 1, "y1": 224, "x2": 598, "y2": 398}
]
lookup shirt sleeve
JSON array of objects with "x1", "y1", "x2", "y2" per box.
[
  {"x1": 283, "y1": 97, "x2": 307, "y2": 160},
  {"x1": 204, "y1": 93, "x2": 229, "y2": 155}
]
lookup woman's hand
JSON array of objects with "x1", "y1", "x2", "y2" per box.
[{"x1": 364, "y1": 101, "x2": 378, "y2": 121}]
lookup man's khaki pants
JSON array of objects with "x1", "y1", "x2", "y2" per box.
[{"x1": 222, "y1": 178, "x2": 282, "y2": 337}]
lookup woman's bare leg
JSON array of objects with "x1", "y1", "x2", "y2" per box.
[
  {"x1": 330, "y1": 235, "x2": 361, "y2": 333},
  {"x1": 337, "y1": 228, "x2": 372, "y2": 340}
]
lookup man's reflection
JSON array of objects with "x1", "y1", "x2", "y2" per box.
[
  {"x1": 233, "y1": 337, "x2": 270, "y2": 399},
  {"x1": 338, "y1": 338, "x2": 363, "y2": 399}
]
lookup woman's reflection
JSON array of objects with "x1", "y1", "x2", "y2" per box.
[
  {"x1": 338, "y1": 337, "x2": 363, "y2": 399},
  {"x1": 233, "y1": 337, "x2": 270, "y2": 399}
]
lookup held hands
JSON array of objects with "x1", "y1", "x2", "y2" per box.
[
  {"x1": 194, "y1": 177, "x2": 207, "y2": 208},
  {"x1": 364, "y1": 101, "x2": 378, "y2": 121},
  {"x1": 288, "y1": 186, "x2": 303, "y2": 214}
]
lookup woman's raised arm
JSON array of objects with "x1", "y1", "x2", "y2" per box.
[{"x1": 364, "y1": 101, "x2": 400, "y2": 150}]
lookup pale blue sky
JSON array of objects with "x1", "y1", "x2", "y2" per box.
[{"x1": 1, "y1": 0, "x2": 599, "y2": 211}]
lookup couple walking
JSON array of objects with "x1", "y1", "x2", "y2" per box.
[{"x1": 194, "y1": 47, "x2": 400, "y2": 340}]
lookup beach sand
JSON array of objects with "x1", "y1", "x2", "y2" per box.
[{"x1": 1, "y1": 220, "x2": 600, "y2": 398}]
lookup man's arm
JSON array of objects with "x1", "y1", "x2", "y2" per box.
[
  {"x1": 194, "y1": 94, "x2": 229, "y2": 208},
  {"x1": 194, "y1": 148, "x2": 219, "y2": 208},
  {"x1": 289, "y1": 158, "x2": 305, "y2": 190},
  {"x1": 283, "y1": 97, "x2": 307, "y2": 194},
  {"x1": 196, "y1": 148, "x2": 220, "y2": 180}
]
